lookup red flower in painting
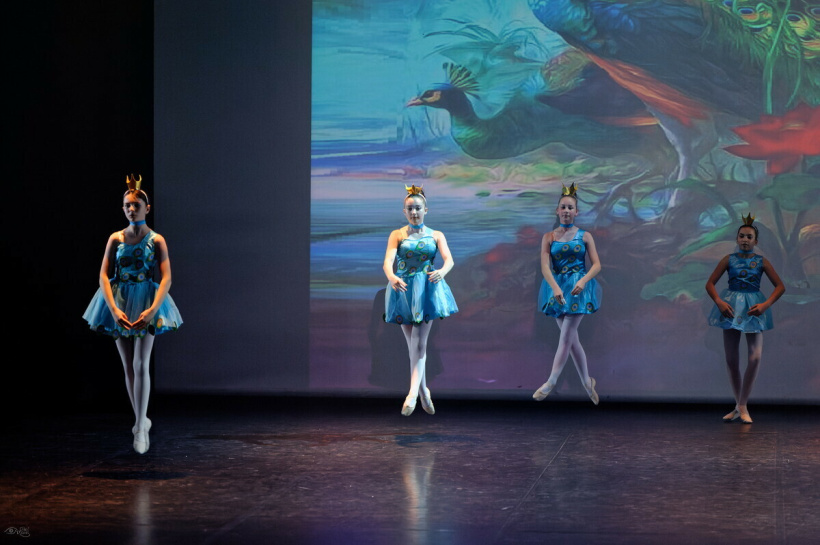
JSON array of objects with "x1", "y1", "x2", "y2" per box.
[{"x1": 725, "y1": 103, "x2": 820, "y2": 175}]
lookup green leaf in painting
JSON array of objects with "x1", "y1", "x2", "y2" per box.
[
  {"x1": 758, "y1": 174, "x2": 820, "y2": 213},
  {"x1": 674, "y1": 225, "x2": 739, "y2": 260},
  {"x1": 640, "y1": 263, "x2": 713, "y2": 302}
]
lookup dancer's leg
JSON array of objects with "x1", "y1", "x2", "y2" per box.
[
  {"x1": 722, "y1": 329, "x2": 742, "y2": 419},
  {"x1": 401, "y1": 321, "x2": 433, "y2": 415},
  {"x1": 416, "y1": 323, "x2": 434, "y2": 414},
  {"x1": 547, "y1": 315, "x2": 585, "y2": 384},
  {"x1": 534, "y1": 317, "x2": 568, "y2": 399},
  {"x1": 402, "y1": 322, "x2": 432, "y2": 397},
  {"x1": 131, "y1": 335, "x2": 155, "y2": 452},
  {"x1": 132, "y1": 335, "x2": 155, "y2": 431},
  {"x1": 535, "y1": 314, "x2": 597, "y2": 403},
  {"x1": 563, "y1": 314, "x2": 591, "y2": 385},
  {"x1": 115, "y1": 338, "x2": 137, "y2": 416},
  {"x1": 562, "y1": 314, "x2": 598, "y2": 403},
  {"x1": 737, "y1": 332, "x2": 763, "y2": 423}
]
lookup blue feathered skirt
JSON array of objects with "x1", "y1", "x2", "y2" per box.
[
  {"x1": 384, "y1": 274, "x2": 458, "y2": 325},
  {"x1": 538, "y1": 273, "x2": 602, "y2": 317},
  {"x1": 708, "y1": 289, "x2": 772, "y2": 332},
  {"x1": 83, "y1": 279, "x2": 183, "y2": 338}
]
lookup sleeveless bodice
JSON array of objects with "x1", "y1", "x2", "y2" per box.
[
  {"x1": 384, "y1": 228, "x2": 457, "y2": 325},
  {"x1": 538, "y1": 228, "x2": 601, "y2": 317},
  {"x1": 83, "y1": 229, "x2": 182, "y2": 338},
  {"x1": 707, "y1": 253, "x2": 772, "y2": 332},
  {"x1": 115, "y1": 231, "x2": 158, "y2": 284},
  {"x1": 550, "y1": 231, "x2": 589, "y2": 276},
  {"x1": 396, "y1": 234, "x2": 438, "y2": 278},
  {"x1": 726, "y1": 254, "x2": 763, "y2": 293}
]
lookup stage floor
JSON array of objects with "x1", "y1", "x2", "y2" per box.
[{"x1": 3, "y1": 396, "x2": 819, "y2": 544}]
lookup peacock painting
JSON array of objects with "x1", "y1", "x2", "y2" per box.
[
  {"x1": 526, "y1": 0, "x2": 819, "y2": 118},
  {"x1": 406, "y1": 61, "x2": 665, "y2": 160},
  {"x1": 526, "y1": 0, "x2": 820, "y2": 175},
  {"x1": 310, "y1": 0, "x2": 820, "y2": 399},
  {"x1": 405, "y1": 0, "x2": 819, "y2": 179}
]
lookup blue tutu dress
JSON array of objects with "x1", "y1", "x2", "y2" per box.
[
  {"x1": 83, "y1": 231, "x2": 183, "y2": 338},
  {"x1": 538, "y1": 229, "x2": 602, "y2": 317},
  {"x1": 708, "y1": 253, "x2": 773, "y2": 332},
  {"x1": 384, "y1": 229, "x2": 458, "y2": 325}
]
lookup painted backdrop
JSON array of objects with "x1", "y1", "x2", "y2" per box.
[{"x1": 311, "y1": 0, "x2": 819, "y2": 401}]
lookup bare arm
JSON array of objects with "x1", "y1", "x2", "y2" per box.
[
  {"x1": 98, "y1": 232, "x2": 132, "y2": 329},
  {"x1": 540, "y1": 232, "x2": 564, "y2": 299},
  {"x1": 383, "y1": 229, "x2": 407, "y2": 292},
  {"x1": 747, "y1": 257, "x2": 786, "y2": 316},
  {"x1": 705, "y1": 255, "x2": 733, "y2": 317},
  {"x1": 428, "y1": 231, "x2": 454, "y2": 283},
  {"x1": 132, "y1": 234, "x2": 173, "y2": 329},
  {"x1": 571, "y1": 231, "x2": 602, "y2": 295}
]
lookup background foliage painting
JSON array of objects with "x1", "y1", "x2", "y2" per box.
[{"x1": 311, "y1": 0, "x2": 819, "y2": 401}]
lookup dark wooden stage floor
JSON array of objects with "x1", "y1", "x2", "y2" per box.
[{"x1": 3, "y1": 396, "x2": 819, "y2": 544}]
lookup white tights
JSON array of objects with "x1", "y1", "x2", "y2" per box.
[
  {"x1": 402, "y1": 321, "x2": 432, "y2": 398},
  {"x1": 115, "y1": 335, "x2": 155, "y2": 431},
  {"x1": 546, "y1": 314, "x2": 591, "y2": 387},
  {"x1": 722, "y1": 330, "x2": 763, "y2": 408}
]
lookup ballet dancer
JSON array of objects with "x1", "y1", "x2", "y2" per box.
[
  {"x1": 706, "y1": 214, "x2": 784, "y2": 423},
  {"x1": 83, "y1": 174, "x2": 182, "y2": 453},
  {"x1": 383, "y1": 185, "x2": 457, "y2": 415},
  {"x1": 533, "y1": 183, "x2": 602, "y2": 404}
]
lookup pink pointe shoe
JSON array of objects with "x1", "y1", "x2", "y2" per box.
[
  {"x1": 584, "y1": 378, "x2": 599, "y2": 406},
  {"x1": 401, "y1": 394, "x2": 417, "y2": 416},
  {"x1": 420, "y1": 388, "x2": 435, "y2": 415},
  {"x1": 722, "y1": 408, "x2": 740, "y2": 422},
  {"x1": 132, "y1": 418, "x2": 152, "y2": 454},
  {"x1": 133, "y1": 429, "x2": 149, "y2": 454},
  {"x1": 533, "y1": 381, "x2": 556, "y2": 401},
  {"x1": 737, "y1": 406, "x2": 753, "y2": 424}
]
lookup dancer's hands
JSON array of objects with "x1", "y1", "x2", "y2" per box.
[
  {"x1": 571, "y1": 280, "x2": 586, "y2": 295},
  {"x1": 427, "y1": 270, "x2": 445, "y2": 283},
  {"x1": 132, "y1": 308, "x2": 158, "y2": 330},
  {"x1": 747, "y1": 302, "x2": 768, "y2": 316},
  {"x1": 112, "y1": 308, "x2": 133, "y2": 330},
  {"x1": 553, "y1": 290, "x2": 566, "y2": 306},
  {"x1": 717, "y1": 300, "x2": 734, "y2": 318},
  {"x1": 389, "y1": 275, "x2": 407, "y2": 292}
]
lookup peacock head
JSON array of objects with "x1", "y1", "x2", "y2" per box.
[
  {"x1": 406, "y1": 86, "x2": 449, "y2": 108},
  {"x1": 407, "y1": 63, "x2": 480, "y2": 113}
]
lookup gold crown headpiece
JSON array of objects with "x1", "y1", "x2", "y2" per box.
[
  {"x1": 126, "y1": 173, "x2": 143, "y2": 192},
  {"x1": 405, "y1": 184, "x2": 426, "y2": 201},
  {"x1": 561, "y1": 182, "x2": 578, "y2": 197},
  {"x1": 742, "y1": 213, "x2": 755, "y2": 226}
]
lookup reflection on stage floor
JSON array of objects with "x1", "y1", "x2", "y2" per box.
[{"x1": 4, "y1": 396, "x2": 819, "y2": 544}]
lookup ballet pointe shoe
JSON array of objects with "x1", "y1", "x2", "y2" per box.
[
  {"x1": 401, "y1": 394, "x2": 417, "y2": 416},
  {"x1": 533, "y1": 381, "x2": 556, "y2": 401},
  {"x1": 722, "y1": 408, "x2": 740, "y2": 422},
  {"x1": 133, "y1": 429, "x2": 149, "y2": 454},
  {"x1": 584, "y1": 378, "x2": 599, "y2": 406},
  {"x1": 738, "y1": 406, "x2": 753, "y2": 424},
  {"x1": 132, "y1": 418, "x2": 152, "y2": 436},
  {"x1": 420, "y1": 388, "x2": 435, "y2": 415}
]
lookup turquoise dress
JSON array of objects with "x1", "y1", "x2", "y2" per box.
[
  {"x1": 384, "y1": 229, "x2": 458, "y2": 325},
  {"x1": 708, "y1": 253, "x2": 773, "y2": 332},
  {"x1": 538, "y1": 229, "x2": 602, "y2": 317},
  {"x1": 83, "y1": 231, "x2": 183, "y2": 338}
]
